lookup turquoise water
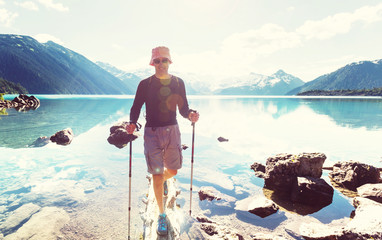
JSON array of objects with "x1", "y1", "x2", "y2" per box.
[{"x1": 1, "y1": 95, "x2": 382, "y2": 235}]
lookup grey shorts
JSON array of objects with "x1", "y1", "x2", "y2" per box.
[{"x1": 144, "y1": 124, "x2": 183, "y2": 174}]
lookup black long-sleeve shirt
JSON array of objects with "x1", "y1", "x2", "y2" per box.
[{"x1": 129, "y1": 75, "x2": 192, "y2": 127}]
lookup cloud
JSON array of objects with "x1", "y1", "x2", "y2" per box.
[
  {"x1": 111, "y1": 44, "x2": 125, "y2": 51},
  {"x1": 0, "y1": 8, "x2": 18, "y2": 27},
  {"x1": 15, "y1": 1, "x2": 39, "y2": 11},
  {"x1": 176, "y1": 3, "x2": 382, "y2": 78},
  {"x1": 37, "y1": 0, "x2": 68, "y2": 12},
  {"x1": 297, "y1": 3, "x2": 382, "y2": 40},
  {"x1": 0, "y1": 0, "x2": 5, "y2": 6},
  {"x1": 222, "y1": 23, "x2": 301, "y2": 57},
  {"x1": 34, "y1": 33, "x2": 64, "y2": 45},
  {"x1": 287, "y1": 6, "x2": 295, "y2": 12},
  {"x1": 178, "y1": 24, "x2": 301, "y2": 76}
]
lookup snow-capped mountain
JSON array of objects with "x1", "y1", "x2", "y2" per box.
[
  {"x1": 96, "y1": 61, "x2": 141, "y2": 91},
  {"x1": 214, "y1": 70, "x2": 305, "y2": 95},
  {"x1": 99, "y1": 62, "x2": 305, "y2": 95}
]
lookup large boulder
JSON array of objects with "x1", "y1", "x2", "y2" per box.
[
  {"x1": 291, "y1": 177, "x2": 333, "y2": 207},
  {"x1": 263, "y1": 153, "x2": 326, "y2": 195},
  {"x1": 50, "y1": 128, "x2": 74, "y2": 146},
  {"x1": 329, "y1": 161, "x2": 380, "y2": 191},
  {"x1": 357, "y1": 183, "x2": 382, "y2": 204}
]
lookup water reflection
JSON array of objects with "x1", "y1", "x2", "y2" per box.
[
  {"x1": 1, "y1": 95, "x2": 381, "y2": 235},
  {"x1": 300, "y1": 98, "x2": 382, "y2": 129},
  {"x1": 184, "y1": 97, "x2": 382, "y2": 168},
  {"x1": 0, "y1": 97, "x2": 133, "y2": 148}
]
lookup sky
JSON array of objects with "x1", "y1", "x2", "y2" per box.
[{"x1": 1, "y1": 0, "x2": 382, "y2": 83}]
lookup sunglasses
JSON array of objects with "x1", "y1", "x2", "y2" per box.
[{"x1": 153, "y1": 58, "x2": 169, "y2": 64}]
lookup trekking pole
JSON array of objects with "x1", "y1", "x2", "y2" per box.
[
  {"x1": 128, "y1": 140, "x2": 132, "y2": 239},
  {"x1": 189, "y1": 122, "x2": 195, "y2": 216}
]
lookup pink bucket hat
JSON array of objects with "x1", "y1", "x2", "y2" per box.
[{"x1": 149, "y1": 46, "x2": 172, "y2": 66}]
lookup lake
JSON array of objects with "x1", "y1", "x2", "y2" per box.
[{"x1": 1, "y1": 95, "x2": 382, "y2": 238}]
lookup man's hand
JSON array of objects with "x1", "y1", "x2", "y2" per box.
[
  {"x1": 188, "y1": 111, "x2": 199, "y2": 123},
  {"x1": 126, "y1": 123, "x2": 136, "y2": 134}
]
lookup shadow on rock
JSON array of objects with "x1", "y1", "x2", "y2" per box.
[
  {"x1": 263, "y1": 188, "x2": 331, "y2": 216},
  {"x1": 235, "y1": 209, "x2": 287, "y2": 230}
]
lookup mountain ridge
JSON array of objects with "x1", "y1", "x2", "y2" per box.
[
  {"x1": 287, "y1": 59, "x2": 382, "y2": 95},
  {"x1": 0, "y1": 34, "x2": 134, "y2": 94}
]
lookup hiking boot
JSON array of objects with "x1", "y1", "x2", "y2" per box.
[
  {"x1": 163, "y1": 180, "x2": 168, "y2": 196},
  {"x1": 157, "y1": 213, "x2": 168, "y2": 236}
]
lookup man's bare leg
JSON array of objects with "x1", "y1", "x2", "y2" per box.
[{"x1": 153, "y1": 169, "x2": 178, "y2": 213}]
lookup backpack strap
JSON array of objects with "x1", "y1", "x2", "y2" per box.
[{"x1": 174, "y1": 76, "x2": 180, "y2": 87}]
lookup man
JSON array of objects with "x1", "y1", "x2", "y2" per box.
[{"x1": 126, "y1": 46, "x2": 199, "y2": 236}]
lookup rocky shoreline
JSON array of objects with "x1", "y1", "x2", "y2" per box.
[
  {"x1": 192, "y1": 153, "x2": 382, "y2": 239},
  {"x1": 1, "y1": 145, "x2": 381, "y2": 239}
]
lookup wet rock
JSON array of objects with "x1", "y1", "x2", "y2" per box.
[
  {"x1": 329, "y1": 161, "x2": 380, "y2": 191},
  {"x1": 2, "y1": 94, "x2": 41, "y2": 111},
  {"x1": 107, "y1": 121, "x2": 138, "y2": 149},
  {"x1": 200, "y1": 223, "x2": 218, "y2": 236},
  {"x1": 357, "y1": 183, "x2": 382, "y2": 204},
  {"x1": 29, "y1": 136, "x2": 50, "y2": 147},
  {"x1": 264, "y1": 153, "x2": 326, "y2": 195},
  {"x1": 50, "y1": 128, "x2": 74, "y2": 146},
  {"x1": 250, "y1": 162, "x2": 266, "y2": 178},
  {"x1": 192, "y1": 218, "x2": 244, "y2": 240},
  {"x1": 196, "y1": 215, "x2": 214, "y2": 223},
  {"x1": 21, "y1": 180, "x2": 86, "y2": 207},
  {"x1": 199, "y1": 187, "x2": 222, "y2": 201},
  {"x1": 198, "y1": 186, "x2": 235, "y2": 202},
  {"x1": 4, "y1": 207, "x2": 70, "y2": 240},
  {"x1": 291, "y1": 177, "x2": 333, "y2": 207},
  {"x1": 181, "y1": 144, "x2": 188, "y2": 150},
  {"x1": 0, "y1": 203, "x2": 41, "y2": 236},
  {"x1": 217, "y1": 136, "x2": 229, "y2": 142},
  {"x1": 235, "y1": 196, "x2": 279, "y2": 218}
]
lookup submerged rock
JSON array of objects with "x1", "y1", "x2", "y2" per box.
[
  {"x1": 50, "y1": 128, "x2": 74, "y2": 146},
  {"x1": 3, "y1": 207, "x2": 70, "y2": 240},
  {"x1": 29, "y1": 136, "x2": 50, "y2": 147},
  {"x1": 329, "y1": 161, "x2": 380, "y2": 191},
  {"x1": 0, "y1": 203, "x2": 41, "y2": 236}
]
